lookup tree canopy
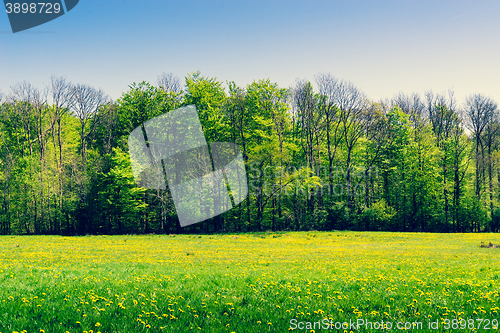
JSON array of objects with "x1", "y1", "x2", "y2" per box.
[{"x1": 0, "y1": 72, "x2": 498, "y2": 235}]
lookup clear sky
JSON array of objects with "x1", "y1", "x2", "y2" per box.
[{"x1": 1, "y1": 0, "x2": 499, "y2": 105}]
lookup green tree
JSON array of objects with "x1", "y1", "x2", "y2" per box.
[{"x1": 95, "y1": 147, "x2": 147, "y2": 233}]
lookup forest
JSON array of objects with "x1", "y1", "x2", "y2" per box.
[{"x1": 0, "y1": 71, "x2": 499, "y2": 235}]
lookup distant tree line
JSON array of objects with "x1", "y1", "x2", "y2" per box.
[{"x1": 0, "y1": 71, "x2": 499, "y2": 235}]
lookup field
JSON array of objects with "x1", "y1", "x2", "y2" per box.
[{"x1": 0, "y1": 232, "x2": 499, "y2": 333}]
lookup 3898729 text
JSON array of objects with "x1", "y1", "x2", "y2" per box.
[{"x1": 5, "y1": 3, "x2": 61, "y2": 14}]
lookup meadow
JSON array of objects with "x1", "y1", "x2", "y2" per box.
[{"x1": 0, "y1": 232, "x2": 499, "y2": 333}]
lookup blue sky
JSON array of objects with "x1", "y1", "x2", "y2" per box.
[{"x1": 1, "y1": 0, "x2": 499, "y2": 105}]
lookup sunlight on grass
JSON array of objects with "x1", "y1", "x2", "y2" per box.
[{"x1": 0, "y1": 232, "x2": 499, "y2": 332}]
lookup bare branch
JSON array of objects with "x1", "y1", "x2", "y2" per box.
[
  {"x1": 157, "y1": 72, "x2": 181, "y2": 94},
  {"x1": 10, "y1": 80, "x2": 47, "y2": 107},
  {"x1": 68, "y1": 83, "x2": 110, "y2": 163},
  {"x1": 69, "y1": 84, "x2": 109, "y2": 123},
  {"x1": 315, "y1": 72, "x2": 339, "y2": 106},
  {"x1": 463, "y1": 94, "x2": 498, "y2": 136},
  {"x1": 50, "y1": 76, "x2": 73, "y2": 110}
]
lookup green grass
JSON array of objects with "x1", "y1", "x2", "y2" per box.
[{"x1": 0, "y1": 232, "x2": 499, "y2": 332}]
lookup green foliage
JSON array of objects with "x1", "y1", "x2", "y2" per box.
[
  {"x1": 359, "y1": 199, "x2": 397, "y2": 231},
  {"x1": 115, "y1": 81, "x2": 181, "y2": 142},
  {"x1": 95, "y1": 147, "x2": 147, "y2": 234},
  {"x1": 0, "y1": 73, "x2": 497, "y2": 234},
  {"x1": 183, "y1": 71, "x2": 229, "y2": 142},
  {"x1": 490, "y1": 209, "x2": 500, "y2": 232}
]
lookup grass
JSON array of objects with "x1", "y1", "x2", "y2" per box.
[{"x1": 0, "y1": 232, "x2": 499, "y2": 332}]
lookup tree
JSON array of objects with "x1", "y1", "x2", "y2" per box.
[
  {"x1": 8, "y1": 82, "x2": 52, "y2": 233},
  {"x1": 337, "y1": 81, "x2": 367, "y2": 213},
  {"x1": 96, "y1": 147, "x2": 147, "y2": 233},
  {"x1": 246, "y1": 79, "x2": 292, "y2": 230},
  {"x1": 361, "y1": 101, "x2": 390, "y2": 210},
  {"x1": 463, "y1": 94, "x2": 498, "y2": 204},
  {"x1": 448, "y1": 117, "x2": 472, "y2": 231},
  {"x1": 49, "y1": 76, "x2": 73, "y2": 233},
  {"x1": 67, "y1": 84, "x2": 109, "y2": 233},
  {"x1": 115, "y1": 82, "x2": 181, "y2": 233},
  {"x1": 157, "y1": 72, "x2": 182, "y2": 94},
  {"x1": 315, "y1": 73, "x2": 343, "y2": 196},
  {"x1": 291, "y1": 79, "x2": 324, "y2": 223},
  {"x1": 183, "y1": 71, "x2": 229, "y2": 143},
  {"x1": 380, "y1": 107, "x2": 412, "y2": 230},
  {"x1": 482, "y1": 120, "x2": 500, "y2": 219},
  {"x1": 0, "y1": 73, "x2": 499, "y2": 235},
  {"x1": 426, "y1": 90, "x2": 459, "y2": 230},
  {"x1": 225, "y1": 82, "x2": 252, "y2": 230},
  {"x1": 69, "y1": 84, "x2": 109, "y2": 164}
]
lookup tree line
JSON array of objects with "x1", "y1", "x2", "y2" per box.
[{"x1": 0, "y1": 71, "x2": 499, "y2": 235}]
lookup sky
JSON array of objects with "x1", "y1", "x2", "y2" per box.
[{"x1": 1, "y1": 0, "x2": 499, "y2": 105}]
